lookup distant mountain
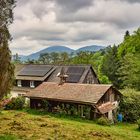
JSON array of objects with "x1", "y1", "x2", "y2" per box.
[
  {"x1": 20, "y1": 45, "x2": 105, "y2": 61},
  {"x1": 76, "y1": 45, "x2": 105, "y2": 52},
  {"x1": 23, "y1": 46, "x2": 74, "y2": 61}
]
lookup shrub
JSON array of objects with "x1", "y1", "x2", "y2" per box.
[
  {"x1": 119, "y1": 89, "x2": 140, "y2": 122},
  {"x1": 5, "y1": 97, "x2": 25, "y2": 110},
  {"x1": 97, "y1": 117, "x2": 110, "y2": 126},
  {"x1": 24, "y1": 99, "x2": 30, "y2": 109},
  {"x1": 137, "y1": 119, "x2": 140, "y2": 130},
  {"x1": 42, "y1": 99, "x2": 49, "y2": 110}
]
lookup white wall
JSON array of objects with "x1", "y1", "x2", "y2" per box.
[{"x1": 11, "y1": 90, "x2": 27, "y2": 98}]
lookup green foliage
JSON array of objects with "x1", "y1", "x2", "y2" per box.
[
  {"x1": 83, "y1": 106, "x2": 91, "y2": 119},
  {"x1": 98, "y1": 74, "x2": 111, "y2": 84},
  {"x1": 39, "y1": 53, "x2": 51, "y2": 64},
  {"x1": 117, "y1": 28, "x2": 140, "y2": 90},
  {"x1": 101, "y1": 45, "x2": 120, "y2": 87},
  {"x1": 97, "y1": 117, "x2": 111, "y2": 126},
  {"x1": 118, "y1": 28, "x2": 140, "y2": 57},
  {"x1": 0, "y1": 0, "x2": 15, "y2": 100},
  {"x1": 137, "y1": 119, "x2": 140, "y2": 130},
  {"x1": 118, "y1": 54, "x2": 140, "y2": 90},
  {"x1": 12, "y1": 53, "x2": 21, "y2": 64},
  {"x1": 42, "y1": 99, "x2": 49, "y2": 110},
  {"x1": 124, "y1": 30, "x2": 130, "y2": 41},
  {"x1": 5, "y1": 97, "x2": 25, "y2": 110},
  {"x1": 0, "y1": 134, "x2": 18, "y2": 140},
  {"x1": 71, "y1": 51, "x2": 93, "y2": 64},
  {"x1": 38, "y1": 52, "x2": 70, "y2": 64},
  {"x1": 119, "y1": 89, "x2": 140, "y2": 122},
  {"x1": 0, "y1": 41, "x2": 15, "y2": 100}
]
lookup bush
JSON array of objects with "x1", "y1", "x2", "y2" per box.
[
  {"x1": 137, "y1": 119, "x2": 140, "y2": 130},
  {"x1": 119, "y1": 89, "x2": 140, "y2": 122},
  {"x1": 42, "y1": 99, "x2": 49, "y2": 110},
  {"x1": 5, "y1": 97, "x2": 25, "y2": 110},
  {"x1": 97, "y1": 117, "x2": 110, "y2": 126}
]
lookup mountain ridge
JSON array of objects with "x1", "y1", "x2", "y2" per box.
[{"x1": 19, "y1": 45, "x2": 105, "y2": 61}]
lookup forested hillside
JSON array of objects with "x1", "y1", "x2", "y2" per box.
[{"x1": 13, "y1": 28, "x2": 140, "y2": 91}]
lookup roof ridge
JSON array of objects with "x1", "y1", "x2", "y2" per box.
[
  {"x1": 16, "y1": 64, "x2": 92, "y2": 67},
  {"x1": 42, "y1": 82, "x2": 112, "y2": 87}
]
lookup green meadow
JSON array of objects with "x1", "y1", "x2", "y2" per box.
[{"x1": 0, "y1": 110, "x2": 139, "y2": 140}]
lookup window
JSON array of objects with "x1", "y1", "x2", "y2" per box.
[
  {"x1": 30, "y1": 81, "x2": 35, "y2": 88},
  {"x1": 17, "y1": 80, "x2": 22, "y2": 87},
  {"x1": 18, "y1": 93, "x2": 24, "y2": 96}
]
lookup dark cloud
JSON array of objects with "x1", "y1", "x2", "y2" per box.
[
  {"x1": 121, "y1": 0, "x2": 140, "y2": 3},
  {"x1": 55, "y1": 0, "x2": 140, "y2": 29},
  {"x1": 55, "y1": 0, "x2": 93, "y2": 12},
  {"x1": 73, "y1": 32, "x2": 107, "y2": 42},
  {"x1": 17, "y1": 0, "x2": 50, "y2": 19},
  {"x1": 12, "y1": 28, "x2": 65, "y2": 41}
]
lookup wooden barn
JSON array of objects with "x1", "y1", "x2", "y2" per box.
[{"x1": 25, "y1": 82, "x2": 121, "y2": 121}]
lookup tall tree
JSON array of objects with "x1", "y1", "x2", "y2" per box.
[
  {"x1": 118, "y1": 28, "x2": 140, "y2": 90},
  {"x1": 39, "y1": 53, "x2": 51, "y2": 64},
  {"x1": 101, "y1": 45, "x2": 120, "y2": 87},
  {"x1": 0, "y1": 0, "x2": 15, "y2": 99},
  {"x1": 50, "y1": 52, "x2": 60, "y2": 64},
  {"x1": 71, "y1": 51, "x2": 92, "y2": 64},
  {"x1": 124, "y1": 30, "x2": 130, "y2": 40},
  {"x1": 60, "y1": 52, "x2": 69, "y2": 64},
  {"x1": 12, "y1": 53, "x2": 21, "y2": 64},
  {"x1": 118, "y1": 54, "x2": 140, "y2": 90}
]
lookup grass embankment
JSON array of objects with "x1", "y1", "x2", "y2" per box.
[{"x1": 0, "y1": 110, "x2": 139, "y2": 140}]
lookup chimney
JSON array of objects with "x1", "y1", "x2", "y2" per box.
[{"x1": 57, "y1": 67, "x2": 68, "y2": 85}]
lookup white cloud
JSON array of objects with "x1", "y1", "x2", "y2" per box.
[{"x1": 9, "y1": 0, "x2": 140, "y2": 55}]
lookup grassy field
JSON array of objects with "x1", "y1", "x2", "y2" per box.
[{"x1": 0, "y1": 110, "x2": 139, "y2": 140}]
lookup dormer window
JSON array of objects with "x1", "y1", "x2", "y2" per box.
[
  {"x1": 17, "y1": 80, "x2": 22, "y2": 87},
  {"x1": 30, "y1": 81, "x2": 35, "y2": 88}
]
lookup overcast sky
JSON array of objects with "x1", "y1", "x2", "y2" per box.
[{"x1": 9, "y1": 0, "x2": 140, "y2": 55}]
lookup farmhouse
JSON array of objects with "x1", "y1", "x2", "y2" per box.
[
  {"x1": 12, "y1": 64, "x2": 121, "y2": 120},
  {"x1": 12, "y1": 64, "x2": 99, "y2": 97}
]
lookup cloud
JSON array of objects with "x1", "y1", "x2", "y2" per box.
[
  {"x1": 54, "y1": 0, "x2": 93, "y2": 12},
  {"x1": 121, "y1": 0, "x2": 140, "y2": 3},
  {"x1": 55, "y1": 0, "x2": 140, "y2": 28},
  {"x1": 9, "y1": 0, "x2": 140, "y2": 55}
]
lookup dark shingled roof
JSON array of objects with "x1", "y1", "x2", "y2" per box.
[
  {"x1": 25, "y1": 82, "x2": 112, "y2": 104},
  {"x1": 15, "y1": 64, "x2": 99, "y2": 83}
]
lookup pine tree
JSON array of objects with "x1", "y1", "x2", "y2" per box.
[
  {"x1": 0, "y1": 0, "x2": 15, "y2": 100},
  {"x1": 101, "y1": 45, "x2": 120, "y2": 87},
  {"x1": 124, "y1": 30, "x2": 130, "y2": 40},
  {"x1": 118, "y1": 28, "x2": 140, "y2": 90}
]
